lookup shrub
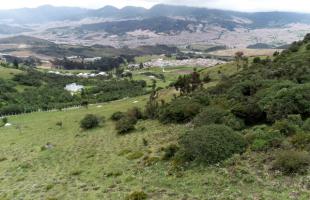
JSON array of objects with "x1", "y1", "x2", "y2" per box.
[
  {"x1": 291, "y1": 133, "x2": 310, "y2": 151},
  {"x1": 190, "y1": 90, "x2": 210, "y2": 106},
  {"x1": 2, "y1": 117, "x2": 8, "y2": 124},
  {"x1": 159, "y1": 97, "x2": 202, "y2": 124},
  {"x1": 253, "y1": 57, "x2": 261, "y2": 63},
  {"x1": 127, "y1": 107, "x2": 143, "y2": 121},
  {"x1": 193, "y1": 107, "x2": 228, "y2": 126},
  {"x1": 245, "y1": 128, "x2": 283, "y2": 151},
  {"x1": 287, "y1": 114, "x2": 303, "y2": 127},
  {"x1": 273, "y1": 119, "x2": 299, "y2": 136},
  {"x1": 56, "y1": 121, "x2": 63, "y2": 128},
  {"x1": 162, "y1": 144, "x2": 179, "y2": 160},
  {"x1": 272, "y1": 150, "x2": 310, "y2": 175},
  {"x1": 125, "y1": 191, "x2": 147, "y2": 200},
  {"x1": 303, "y1": 118, "x2": 310, "y2": 132},
  {"x1": 80, "y1": 114, "x2": 100, "y2": 130},
  {"x1": 110, "y1": 111, "x2": 125, "y2": 121},
  {"x1": 115, "y1": 116, "x2": 136, "y2": 134},
  {"x1": 177, "y1": 125, "x2": 247, "y2": 164},
  {"x1": 81, "y1": 100, "x2": 89, "y2": 108},
  {"x1": 193, "y1": 107, "x2": 244, "y2": 130},
  {"x1": 258, "y1": 83, "x2": 310, "y2": 122}
]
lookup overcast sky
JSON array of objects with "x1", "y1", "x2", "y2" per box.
[{"x1": 1, "y1": 0, "x2": 310, "y2": 13}]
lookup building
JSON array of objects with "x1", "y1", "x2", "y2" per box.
[{"x1": 64, "y1": 83, "x2": 84, "y2": 94}]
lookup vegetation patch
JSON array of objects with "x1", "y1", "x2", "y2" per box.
[
  {"x1": 272, "y1": 150, "x2": 310, "y2": 175},
  {"x1": 177, "y1": 125, "x2": 247, "y2": 164}
]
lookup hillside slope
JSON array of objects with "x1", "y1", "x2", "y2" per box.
[{"x1": 1, "y1": 34, "x2": 310, "y2": 199}]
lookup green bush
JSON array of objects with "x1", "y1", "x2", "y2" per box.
[
  {"x1": 273, "y1": 119, "x2": 299, "y2": 136},
  {"x1": 244, "y1": 126, "x2": 284, "y2": 151},
  {"x1": 253, "y1": 57, "x2": 261, "y2": 63},
  {"x1": 287, "y1": 114, "x2": 303, "y2": 127},
  {"x1": 272, "y1": 150, "x2": 310, "y2": 175},
  {"x1": 303, "y1": 118, "x2": 310, "y2": 132},
  {"x1": 193, "y1": 107, "x2": 228, "y2": 126},
  {"x1": 159, "y1": 97, "x2": 202, "y2": 124},
  {"x1": 127, "y1": 107, "x2": 143, "y2": 121},
  {"x1": 291, "y1": 133, "x2": 310, "y2": 151},
  {"x1": 110, "y1": 111, "x2": 125, "y2": 121},
  {"x1": 2, "y1": 117, "x2": 8, "y2": 124},
  {"x1": 80, "y1": 114, "x2": 100, "y2": 130},
  {"x1": 178, "y1": 125, "x2": 247, "y2": 164},
  {"x1": 115, "y1": 116, "x2": 136, "y2": 134},
  {"x1": 258, "y1": 83, "x2": 310, "y2": 122},
  {"x1": 190, "y1": 90, "x2": 210, "y2": 106},
  {"x1": 193, "y1": 107, "x2": 244, "y2": 130},
  {"x1": 162, "y1": 144, "x2": 179, "y2": 160},
  {"x1": 125, "y1": 191, "x2": 147, "y2": 200}
]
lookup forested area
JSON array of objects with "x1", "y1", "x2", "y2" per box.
[{"x1": 0, "y1": 69, "x2": 147, "y2": 116}]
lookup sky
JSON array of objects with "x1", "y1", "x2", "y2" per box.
[{"x1": 1, "y1": 0, "x2": 310, "y2": 13}]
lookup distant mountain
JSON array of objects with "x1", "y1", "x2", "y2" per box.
[
  {"x1": 78, "y1": 16, "x2": 202, "y2": 35},
  {"x1": 1, "y1": 4, "x2": 310, "y2": 29},
  {"x1": 0, "y1": 24, "x2": 32, "y2": 34},
  {"x1": 0, "y1": 35, "x2": 54, "y2": 46}
]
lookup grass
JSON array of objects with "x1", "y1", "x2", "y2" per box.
[
  {"x1": 1, "y1": 62, "x2": 308, "y2": 199},
  {"x1": 0, "y1": 90, "x2": 309, "y2": 199},
  {"x1": 0, "y1": 66, "x2": 23, "y2": 79}
]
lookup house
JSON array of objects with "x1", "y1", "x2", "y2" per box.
[{"x1": 64, "y1": 83, "x2": 84, "y2": 94}]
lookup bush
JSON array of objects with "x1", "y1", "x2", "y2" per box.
[
  {"x1": 110, "y1": 111, "x2": 125, "y2": 121},
  {"x1": 127, "y1": 107, "x2": 143, "y2": 121},
  {"x1": 115, "y1": 116, "x2": 136, "y2": 134},
  {"x1": 258, "y1": 83, "x2": 310, "y2": 122},
  {"x1": 244, "y1": 127, "x2": 283, "y2": 151},
  {"x1": 253, "y1": 57, "x2": 261, "y2": 63},
  {"x1": 2, "y1": 117, "x2": 8, "y2": 124},
  {"x1": 190, "y1": 90, "x2": 210, "y2": 106},
  {"x1": 125, "y1": 191, "x2": 147, "y2": 200},
  {"x1": 159, "y1": 97, "x2": 202, "y2": 124},
  {"x1": 193, "y1": 107, "x2": 228, "y2": 126},
  {"x1": 80, "y1": 114, "x2": 100, "y2": 130},
  {"x1": 162, "y1": 144, "x2": 179, "y2": 160},
  {"x1": 291, "y1": 133, "x2": 310, "y2": 151},
  {"x1": 193, "y1": 107, "x2": 244, "y2": 130},
  {"x1": 287, "y1": 114, "x2": 303, "y2": 127},
  {"x1": 177, "y1": 125, "x2": 247, "y2": 164},
  {"x1": 273, "y1": 119, "x2": 299, "y2": 136},
  {"x1": 303, "y1": 118, "x2": 310, "y2": 132},
  {"x1": 272, "y1": 150, "x2": 310, "y2": 175}
]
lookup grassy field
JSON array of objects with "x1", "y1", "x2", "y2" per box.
[
  {"x1": 210, "y1": 48, "x2": 281, "y2": 57},
  {"x1": 1, "y1": 62, "x2": 308, "y2": 199},
  {"x1": 1, "y1": 87, "x2": 309, "y2": 199},
  {"x1": 0, "y1": 66, "x2": 23, "y2": 79}
]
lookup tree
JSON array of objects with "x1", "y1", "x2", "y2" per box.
[
  {"x1": 144, "y1": 80, "x2": 160, "y2": 119},
  {"x1": 13, "y1": 59, "x2": 19, "y2": 68},
  {"x1": 174, "y1": 69, "x2": 202, "y2": 95},
  {"x1": 235, "y1": 51, "x2": 244, "y2": 71},
  {"x1": 81, "y1": 100, "x2": 89, "y2": 109},
  {"x1": 139, "y1": 63, "x2": 144, "y2": 69}
]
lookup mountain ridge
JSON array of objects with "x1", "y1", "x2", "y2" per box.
[{"x1": 1, "y1": 4, "x2": 310, "y2": 27}]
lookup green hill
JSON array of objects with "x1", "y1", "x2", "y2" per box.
[{"x1": 0, "y1": 35, "x2": 310, "y2": 199}]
